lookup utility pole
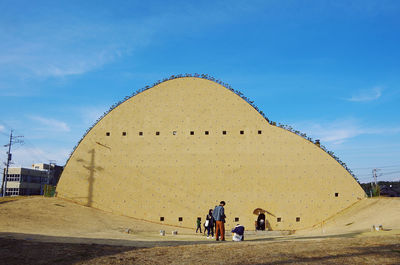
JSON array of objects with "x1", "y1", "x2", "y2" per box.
[
  {"x1": 372, "y1": 168, "x2": 377, "y2": 186},
  {"x1": 371, "y1": 168, "x2": 381, "y2": 197},
  {"x1": 1, "y1": 130, "x2": 23, "y2": 197},
  {"x1": 47, "y1": 159, "x2": 56, "y2": 185}
]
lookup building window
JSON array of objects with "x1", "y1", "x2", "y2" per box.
[
  {"x1": 234, "y1": 217, "x2": 239, "y2": 222},
  {"x1": 335, "y1": 192, "x2": 339, "y2": 197},
  {"x1": 258, "y1": 130, "x2": 262, "y2": 134},
  {"x1": 205, "y1": 131, "x2": 209, "y2": 135},
  {"x1": 122, "y1": 132, "x2": 126, "y2": 136},
  {"x1": 222, "y1": 131, "x2": 227, "y2": 135},
  {"x1": 173, "y1": 131, "x2": 177, "y2": 135},
  {"x1": 190, "y1": 131, "x2": 194, "y2": 135},
  {"x1": 240, "y1": 130, "x2": 244, "y2": 134},
  {"x1": 139, "y1": 132, "x2": 143, "y2": 136},
  {"x1": 178, "y1": 217, "x2": 183, "y2": 222},
  {"x1": 156, "y1": 131, "x2": 160, "y2": 135},
  {"x1": 277, "y1": 217, "x2": 282, "y2": 222},
  {"x1": 296, "y1": 217, "x2": 300, "y2": 222},
  {"x1": 160, "y1": 217, "x2": 164, "y2": 221},
  {"x1": 106, "y1": 132, "x2": 110, "y2": 136}
]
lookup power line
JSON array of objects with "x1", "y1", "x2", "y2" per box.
[
  {"x1": 380, "y1": 170, "x2": 400, "y2": 175},
  {"x1": 351, "y1": 164, "x2": 400, "y2": 170},
  {"x1": 0, "y1": 119, "x2": 52, "y2": 163}
]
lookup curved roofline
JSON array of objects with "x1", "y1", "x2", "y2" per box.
[{"x1": 65, "y1": 73, "x2": 358, "y2": 182}]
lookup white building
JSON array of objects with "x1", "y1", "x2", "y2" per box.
[{"x1": 3, "y1": 163, "x2": 63, "y2": 196}]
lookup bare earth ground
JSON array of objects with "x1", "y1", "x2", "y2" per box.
[{"x1": 0, "y1": 196, "x2": 399, "y2": 264}]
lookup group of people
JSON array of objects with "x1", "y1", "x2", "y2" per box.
[{"x1": 195, "y1": 201, "x2": 245, "y2": 241}]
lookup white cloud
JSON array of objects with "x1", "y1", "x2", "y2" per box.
[
  {"x1": 0, "y1": 17, "x2": 154, "y2": 81},
  {"x1": 292, "y1": 118, "x2": 400, "y2": 145},
  {"x1": 297, "y1": 119, "x2": 362, "y2": 145},
  {"x1": 29, "y1": 116, "x2": 70, "y2": 132},
  {"x1": 6, "y1": 146, "x2": 70, "y2": 168},
  {"x1": 0, "y1": 1, "x2": 257, "y2": 83},
  {"x1": 345, "y1": 86, "x2": 383, "y2": 102},
  {"x1": 30, "y1": 49, "x2": 122, "y2": 78},
  {"x1": 79, "y1": 105, "x2": 108, "y2": 127}
]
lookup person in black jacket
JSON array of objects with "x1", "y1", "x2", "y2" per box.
[{"x1": 205, "y1": 209, "x2": 215, "y2": 239}]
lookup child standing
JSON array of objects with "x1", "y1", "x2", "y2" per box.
[{"x1": 196, "y1": 217, "x2": 202, "y2": 233}]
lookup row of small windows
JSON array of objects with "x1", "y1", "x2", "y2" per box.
[
  {"x1": 6, "y1": 174, "x2": 20, "y2": 181},
  {"x1": 106, "y1": 130, "x2": 263, "y2": 136},
  {"x1": 5, "y1": 188, "x2": 39, "y2": 196},
  {"x1": 6, "y1": 174, "x2": 48, "y2": 184},
  {"x1": 158, "y1": 216, "x2": 303, "y2": 222}
]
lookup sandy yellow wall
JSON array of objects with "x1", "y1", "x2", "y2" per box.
[{"x1": 57, "y1": 77, "x2": 365, "y2": 231}]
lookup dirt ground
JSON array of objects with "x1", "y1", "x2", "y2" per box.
[
  {"x1": 298, "y1": 197, "x2": 400, "y2": 236},
  {"x1": 0, "y1": 196, "x2": 399, "y2": 264}
]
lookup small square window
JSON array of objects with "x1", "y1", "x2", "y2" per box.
[
  {"x1": 122, "y1": 132, "x2": 126, "y2": 136},
  {"x1": 106, "y1": 132, "x2": 110, "y2": 136},
  {"x1": 335, "y1": 192, "x2": 339, "y2": 197},
  {"x1": 222, "y1": 131, "x2": 227, "y2": 135},
  {"x1": 178, "y1": 217, "x2": 183, "y2": 222},
  {"x1": 258, "y1": 130, "x2": 262, "y2": 134},
  {"x1": 139, "y1": 132, "x2": 143, "y2": 136},
  {"x1": 160, "y1": 217, "x2": 164, "y2": 221},
  {"x1": 296, "y1": 217, "x2": 300, "y2": 222},
  {"x1": 156, "y1": 131, "x2": 160, "y2": 135},
  {"x1": 173, "y1": 131, "x2": 177, "y2": 135},
  {"x1": 234, "y1": 217, "x2": 239, "y2": 222},
  {"x1": 277, "y1": 217, "x2": 281, "y2": 222},
  {"x1": 205, "y1": 131, "x2": 209, "y2": 135},
  {"x1": 190, "y1": 131, "x2": 194, "y2": 135},
  {"x1": 240, "y1": 130, "x2": 244, "y2": 134}
]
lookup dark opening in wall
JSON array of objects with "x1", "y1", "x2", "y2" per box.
[
  {"x1": 122, "y1": 132, "x2": 126, "y2": 136},
  {"x1": 335, "y1": 192, "x2": 339, "y2": 197},
  {"x1": 258, "y1": 130, "x2": 262, "y2": 134},
  {"x1": 190, "y1": 131, "x2": 194, "y2": 135},
  {"x1": 173, "y1": 131, "x2": 177, "y2": 135},
  {"x1": 178, "y1": 217, "x2": 183, "y2": 222},
  {"x1": 222, "y1": 131, "x2": 227, "y2": 135},
  {"x1": 139, "y1": 132, "x2": 143, "y2": 136},
  {"x1": 106, "y1": 132, "x2": 110, "y2": 136},
  {"x1": 234, "y1": 217, "x2": 239, "y2": 222},
  {"x1": 205, "y1": 131, "x2": 209, "y2": 135},
  {"x1": 277, "y1": 217, "x2": 282, "y2": 222},
  {"x1": 296, "y1": 217, "x2": 300, "y2": 222},
  {"x1": 156, "y1": 131, "x2": 160, "y2": 135},
  {"x1": 160, "y1": 217, "x2": 164, "y2": 221},
  {"x1": 240, "y1": 130, "x2": 244, "y2": 134}
]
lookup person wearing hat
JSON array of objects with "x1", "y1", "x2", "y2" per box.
[{"x1": 213, "y1": 201, "x2": 226, "y2": 241}]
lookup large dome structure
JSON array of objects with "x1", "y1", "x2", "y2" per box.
[{"x1": 57, "y1": 76, "x2": 365, "y2": 231}]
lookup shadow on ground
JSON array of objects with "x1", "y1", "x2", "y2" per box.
[
  {"x1": 1, "y1": 232, "x2": 399, "y2": 265},
  {"x1": 0, "y1": 232, "x2": 217, "y2": 265}
]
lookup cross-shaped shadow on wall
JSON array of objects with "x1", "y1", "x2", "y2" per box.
[{"x1": 76, "y1": 149, "x2": 104, "y2": 207}]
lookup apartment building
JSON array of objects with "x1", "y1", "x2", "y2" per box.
[{"x1": 3, "y1": 163, "x2": 63, "y2": 196}]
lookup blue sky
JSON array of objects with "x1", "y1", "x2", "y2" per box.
[{"x1": 0, "y1": 0, "x2": 399, "y2": 183}]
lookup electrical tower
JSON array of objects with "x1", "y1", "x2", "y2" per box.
[{"x1": 1, "y1": 130, "x2": 24, "y2": 197}]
